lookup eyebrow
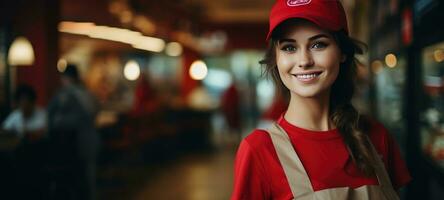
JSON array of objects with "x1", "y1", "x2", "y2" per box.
[{"x1": 277, "y1": 34, "x2": 330, "y2": 44}]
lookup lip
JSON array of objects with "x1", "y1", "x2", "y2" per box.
[{"x1": 291, "y1": 71, "x2": 323, "y2": 83}]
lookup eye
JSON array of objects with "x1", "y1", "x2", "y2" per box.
[
  {"x1": 281, "y1": 44, "x2": 297, "y2": 52},
  {"x1": 311, "y1": 41, "x2": 328, "y2": 49}
]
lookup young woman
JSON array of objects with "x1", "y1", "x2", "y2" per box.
[{"x1": 231, "y1": 0, "x2": 411, "y2": 199}]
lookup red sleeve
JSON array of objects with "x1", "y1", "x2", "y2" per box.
[
  {"x1": 231, "y1": 139, "x2": 270, "y2": 200},
  {"x1": 385, "y1": 132, "x2": 412, "y2": 190},
  {"x1": 372, "y1": 122, "x2": 412, "y2": 190}
]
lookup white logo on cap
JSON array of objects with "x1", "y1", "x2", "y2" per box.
[{"x1": 287, "y1": 0, "x2": 312, "y2": 7}]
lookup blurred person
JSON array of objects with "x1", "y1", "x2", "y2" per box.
[
  {"x1": 1, "y1": 84, "x2": 46, "y2": 140},
  {"x1": 231, "y1": 0, "x2": 411, "y2": 199},
  {"x1": 131, "y1": 73, "x2": 159, "y2": 115},
  {"x1": 221, "y1": 82, "x2": 242, "y2": 140},
  {"x1": 47, "y1": 64, "x2": 99, "y2": 200}
]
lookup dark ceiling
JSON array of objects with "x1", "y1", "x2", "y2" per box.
[{"x1": 59, "y1": 0, "x2": 274, "y2": 53}]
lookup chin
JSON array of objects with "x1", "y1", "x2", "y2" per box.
[
  {"x1": 289, "y1": 86, "x2": 329, "y2": 98},
  {"x1": 292, "y1": 90, "x2": 319, "y2": 98}
]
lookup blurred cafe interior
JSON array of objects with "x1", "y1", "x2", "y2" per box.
[{"x1": 0, "y1": 0, "x2": 444, "y2": 199}]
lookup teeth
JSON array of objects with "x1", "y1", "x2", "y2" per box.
[{"x1": 296, "y1": 73, "x2": 318, "y2": 79}]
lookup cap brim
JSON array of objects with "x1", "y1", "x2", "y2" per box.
[{"x1": 266, "y1": 14, "x2": 340, "y2": 42}]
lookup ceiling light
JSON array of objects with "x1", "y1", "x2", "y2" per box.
[{"x1": 8, "y1": 36, "x2": 35, "y2": 66}]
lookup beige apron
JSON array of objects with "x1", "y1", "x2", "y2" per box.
[{"x1": 267, "y1": 123, "x2": 400, "y2": 200}]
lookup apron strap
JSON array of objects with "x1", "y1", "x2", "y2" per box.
[
  {"x1": 365, "y1": 136, "x2": 400, "y2": 200},
  {"x1": 267, "y1": 123, "x2": 314, "y2": 198}
]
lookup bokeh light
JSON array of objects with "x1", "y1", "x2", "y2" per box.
[
  {"x1": 165, "y1": 42, "x2": 183, "y2": 57},
  {"x1": 57, "y1": 59, "x2": 68, "y2": 72},
  {"x1": 385, "y1": 53, "x2": 397, "y2": 68},
  {"x1": 124, "y1": 60, "x2": 140, "y2": 81},
  {"x1": 189, "y1": 60, "x2": 208, "y2": 80}
]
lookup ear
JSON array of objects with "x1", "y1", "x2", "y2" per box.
[{"x1": 340, "y1": 54, "x2": 347, "y2": 63}]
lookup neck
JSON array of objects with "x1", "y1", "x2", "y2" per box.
[{"x1": 284, "y1": 90, "x2": 335, "y2": 131}]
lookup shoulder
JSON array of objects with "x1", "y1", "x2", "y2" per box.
[
  {"x1": 362, "y1": 117, "x2": 394, "y2": 157},
  {"x1": 236, "y1": 129, "x2": 275, "y2": 162},
  {"x1": 3, "y1": 110, "x2": 21, "y2": 122},
  {"x1": 242, "y1": 129, "x2": 274, "y2": 151},
  {"x1": 359, "y1": 116, "x2": 389, "y2": 143},
  {"x1": 235, "y1": 129, "x2": 275, "y2": 177},
  {"x1": 2, "y1": 110, "x2": 22, "y2": 128},
  {"x1": 367, "y1": 119, "x2": 389, "y2": 139},
  {"x1": 7, "y1": 110, "x2": 21, "y2": 118}
]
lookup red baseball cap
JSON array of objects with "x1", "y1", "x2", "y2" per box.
[{"x1": 266, "y1": 0, "x2": 349, "y2": 41}]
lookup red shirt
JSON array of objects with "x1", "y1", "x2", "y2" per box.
[{"x1": 231, "y1": 116, "x2": 411, "y2": 200}]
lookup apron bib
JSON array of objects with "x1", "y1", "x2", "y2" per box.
[{"x1": 267, "y1": 123, "x2": 399, "y2": 200}]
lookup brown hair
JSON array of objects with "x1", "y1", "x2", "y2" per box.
[{"x1": 260, "y1": 19, "x2": 376, "y2": 176}]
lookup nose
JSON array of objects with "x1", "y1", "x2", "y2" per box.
[{"x1": 296, "y1": 49, "x2": 314, "y2": 68}]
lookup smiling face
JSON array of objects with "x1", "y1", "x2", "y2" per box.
[{"x1": 275, "y1": 20, "x2": 345, "y2": 98}]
